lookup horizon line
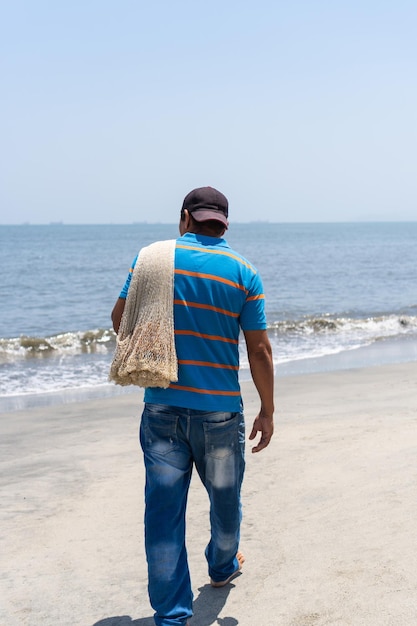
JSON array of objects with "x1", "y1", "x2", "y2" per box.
[{"x1": 1, "y1": 219, "x2": 417, "y2": 227}]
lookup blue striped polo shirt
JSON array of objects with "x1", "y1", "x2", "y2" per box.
[{"x1": 119, "y1": 232, "x2": 267, "y2": 411}]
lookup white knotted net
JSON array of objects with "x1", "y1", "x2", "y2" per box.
[{"x1": 109, "y1": 239, "x2": 178, "y2": 388}]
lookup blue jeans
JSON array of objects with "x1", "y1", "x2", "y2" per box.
[{"x1": 139, "y1": 403, "x2": 245, "y2": 626}]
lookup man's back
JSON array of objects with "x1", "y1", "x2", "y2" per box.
[{"x1": 143, "y1": 232, "x2": 267, "y2": 411}]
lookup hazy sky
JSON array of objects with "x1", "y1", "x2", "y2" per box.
[{"x1": 1, "y1": 1, "x2": 416, "y2": 224}]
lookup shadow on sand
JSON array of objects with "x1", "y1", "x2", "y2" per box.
[{"x1": 92, "y1": 577, "x2": 240, "y2": 626}]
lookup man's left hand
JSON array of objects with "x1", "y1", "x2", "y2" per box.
[{"x1": 249, "y1": 413, "x2": 274, "y2": 453}]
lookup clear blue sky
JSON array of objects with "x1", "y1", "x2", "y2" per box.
[{"x1": 1, "y1": 1, "x2": 416, "y2": 223}]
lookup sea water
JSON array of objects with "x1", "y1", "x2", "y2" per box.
[{"x1": 1, "y1": 222, "x2": 416, "y2": 411}]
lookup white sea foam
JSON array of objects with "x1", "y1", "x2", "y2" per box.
[{"x1": 0, "y1": 329, "x2": 115, "y2": 361}]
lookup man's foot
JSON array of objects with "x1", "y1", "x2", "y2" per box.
[{"x1": 210, "y1": 552, "x2": 245, "y2": 587}]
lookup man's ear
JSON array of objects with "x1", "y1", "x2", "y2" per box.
[
  {"x1": 183, "y1": 209, "x2": 192, "y2": 231},
  {"x1": 179, "y1": 209, "x2": 191, "y2": 235}
]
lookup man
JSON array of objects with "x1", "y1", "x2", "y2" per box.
[{"x1": 111, "y1": 186, "x2": 274, "y2": 626}]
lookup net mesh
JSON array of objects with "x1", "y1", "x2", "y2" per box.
[{"x1": 109, "y1": 239, "x2": 178, "y2": 387}]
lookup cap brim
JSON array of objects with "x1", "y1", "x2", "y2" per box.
[{"x1": 191, "y1": 209, "x2": 228, "y2": 226}]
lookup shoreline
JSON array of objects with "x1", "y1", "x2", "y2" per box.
[
  {"x1": 2, "y1": 334, "x2": 417, "y2": 414},
  {"x1": 2, "y1": 361, "x2": 417, "y2": 625}
]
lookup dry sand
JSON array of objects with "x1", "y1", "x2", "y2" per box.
[{"x1": 1, "y1": 362, "x2": 417, "y2": 626}]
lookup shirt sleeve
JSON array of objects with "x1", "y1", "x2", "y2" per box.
[
  {"x1": 119, "y1": 255, "x2": 138, "y2": 299},
  {"x1": 239, "y1": 271, "x2": 267, "y2": 331}
]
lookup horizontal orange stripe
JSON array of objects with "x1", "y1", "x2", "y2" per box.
[
  {"x1": 175, "y1": 268, "x2": 247, "y2": 292},
  {"x1": 176, "y1": 244, "x2": 256, "y2": 273},
  {"x1": 178, "y1": 360, "x2": 239, "y2": 370},
  {"x1": 175, "y1": 330, "x2": 238, "y2": 344},
  {"x1": 174, "y1": 299, "x2": 239, "y2": 318},
  {"x1": 175, "y1": 268, "x2": 247, "y2": 293},
  {"x1": 169, "y1": 383, "x2": 241, "y2": 396},
  {"x1": 246, "y1": 294, "x2": 265, "y2": 302}
]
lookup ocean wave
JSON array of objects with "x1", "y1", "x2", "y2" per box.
[
  {"x1": 268, "y1": 314, "x2": 417, "y2": 338},
  {"x1": 0, "y1": 328, "x2": 116, "y2": 362},
  {"x1": 1, "y1": 314, "x2": 416, "y2": 364}
]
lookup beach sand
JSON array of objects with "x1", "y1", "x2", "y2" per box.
[{"x1": 1, "y1": 362, "x2": 417, "y2": 626}]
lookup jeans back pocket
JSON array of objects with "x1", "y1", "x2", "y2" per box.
[
  {"x1": 203, "y1": 413, "x2": 239, "y2": 460},
  {"x1": 141, "y1": 406, "x2": 179, "y2": 456}
]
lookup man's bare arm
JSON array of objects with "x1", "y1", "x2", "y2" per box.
[
  {"x1": 243, "y1": 329, "x2": 275, "y2": 453},
  {"x1": 111, "y1": 297, "x2": 126, "y2": 334}
]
